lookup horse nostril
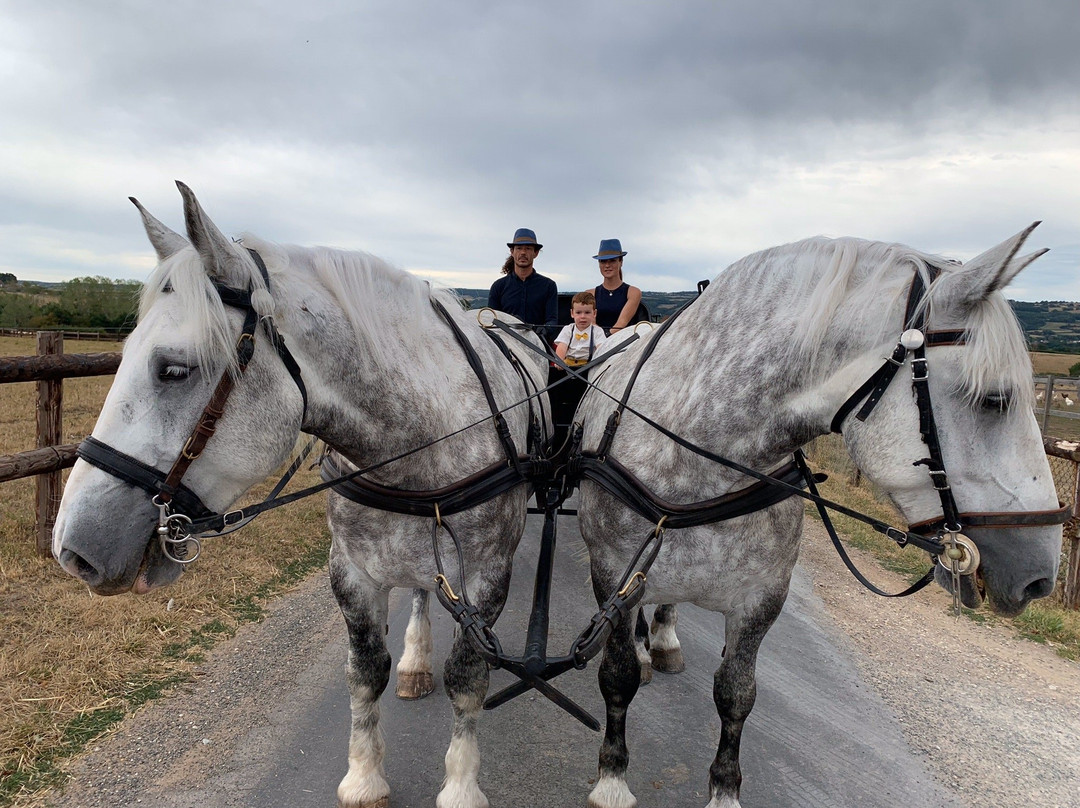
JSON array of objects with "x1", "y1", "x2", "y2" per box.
[
  {"x1": 1023, "y1": 577, "x2": 1055, "y2": 602},
  {"x1": 59, "y1": 548, "x2": 104, "y2": 586}
]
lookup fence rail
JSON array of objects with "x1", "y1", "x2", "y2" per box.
[
  {"x1": 1034, "y1": 374, "x2": 1080, "y2": 428},
  {"x1": 0, "y1": 351, "x2": 121, "y2": 383},
  {"x1": 0, "y1": 327, "x2": 128, "y2": 341},
  {"x1": 0, "y1": 333, "x2": 122, "y2": 555}
]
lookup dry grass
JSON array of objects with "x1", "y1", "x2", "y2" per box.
[
  {"x1": 0, "y1": 336, "x2": 330, "y2": 805},
  {"x1": 1031, "y1": 351, "x2": 1080, "y2": 376}
]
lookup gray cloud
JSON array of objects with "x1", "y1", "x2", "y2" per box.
[{"x1": 1, "y1": 0, "x2": 1078, "y2": 297}]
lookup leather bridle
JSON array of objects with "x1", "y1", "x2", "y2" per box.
[
  {"x1": 829, "y1": 264, "x2": 1070, "y2": 582},
  {"x1": 77, "y1": 249, "x2": 308, "y2": 563}
]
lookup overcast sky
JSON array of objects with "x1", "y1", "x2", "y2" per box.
[{"x1": 2, "y1": 0, "x2": 1078, "y2": 300}]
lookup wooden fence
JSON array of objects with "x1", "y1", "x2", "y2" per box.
[
  {"x1": 1042, "y1": 437, "x2": 1080, "y2": 610},
  {"x1": 0, "y1": 333, "x2": 121, "y2": 556},
  {"x1": 0, "y1": 327, "x2": 127, "y2": 342}
]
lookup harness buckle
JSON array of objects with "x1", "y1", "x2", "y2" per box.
[
  {"x1": 885, "y1": 526, "x2": 909, "y2": 547},
  {"x1": 926, "y1": 469, "x2": 951, "y2": 491},
  {"x1": 180, "y1": 435, "x2": 202, "y2": 462},
  {"x1": 910, "y1": 356, "x2": 928, "y2": 382},
  {"x1": 617, "y1": 570, "x2": 647, "y2": 599},
  {"x1": 235, "y1": 331, "x2": 256, "y2": 366},
  {"x1": 222, "y1": 510, "x2": 245, "y2": 526}
]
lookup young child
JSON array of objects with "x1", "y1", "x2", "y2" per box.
[{"x1": 555, "y1": 291, "x2": 607, "y2": 367}]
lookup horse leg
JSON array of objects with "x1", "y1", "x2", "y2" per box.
[
  {"x1": 330, "y1": 548, "x2": 392, "y2": 808},
  {"x1": 632, "y1": 607, "x2": 652, "y2": 685},
  {"x1": 649, "y1": 603, "x2": 686, "y2": 673},
  {"x1": 706, "y1": 588, "x2": 787, "y2": 808},
  {"x1": 396, "y1": 588, "x2": 435, "y2": 699},
  {"x1": 587, "y1": 577, "x2": 642, "y2": 808},
  {"x1": 436, "y1": 574, "x2": 508, "y2": 808}
]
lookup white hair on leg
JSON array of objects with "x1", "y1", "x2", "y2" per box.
[
  {"x1": 336, "y1": 685, "x2": 390, "y2": 808},
  {"x1": 437, "y1": 706, "x2": 489, "y2": 808},
  {"x1": 587, "y1": 774, "x2": 637, "y2": 808}
]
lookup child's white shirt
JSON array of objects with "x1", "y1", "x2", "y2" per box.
[{"x1": 554, "y1": 323, "x2": 607, "y2": 359}]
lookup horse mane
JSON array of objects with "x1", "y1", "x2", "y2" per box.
[
  {"x1": 138, "y1": 235, "x2": 458, "y2": 379},
  {"x1": 760, "y1": 236, "x2": 1033, "y2": 410}
]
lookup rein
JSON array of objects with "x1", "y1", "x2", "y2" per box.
[{"x1": 77, "y1": 251, "x2": 1069, "y2": 725}]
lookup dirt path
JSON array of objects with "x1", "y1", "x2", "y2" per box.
[
  {"x1": 797, "y1": 520, "x2": 1080, "y2": 808},
  {"x1": 37, "y1": 519, "x2": 1080, "y2": 808}
]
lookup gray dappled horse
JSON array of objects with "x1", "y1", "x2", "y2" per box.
[
  {"x1": 575, "y1": 226, "x2": 1062, "y2": 808},
  {"x1": 52, "y1": 183, "x2": 549, "y2": 808}
]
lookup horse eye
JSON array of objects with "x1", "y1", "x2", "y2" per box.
[
  {"x1": 980, "y1": 391, "x2": 1011, "y2": 411},
  {"x1": 158, "y1": 364, "x2": 195, "y2": 382}
]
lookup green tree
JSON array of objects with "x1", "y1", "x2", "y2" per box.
[
  {"x1": 0, "y1": 292, "x2": 43, "y2": 327},
  {"x1": 57, "y1": 276, "x2": 141, "y2": 330}
]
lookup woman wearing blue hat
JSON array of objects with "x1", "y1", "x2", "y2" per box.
[{"x1": 592, "y1": 238, "x2": 642, "y2": 333}]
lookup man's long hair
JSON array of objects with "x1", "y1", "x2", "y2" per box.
[{"x1": 501, "y1": 255, "x2": 514, "y2": 275}]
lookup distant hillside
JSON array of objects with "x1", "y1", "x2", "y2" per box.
[
  {"x1": 456, "y1": 288, "x2": 699, "y2": 321},
  {"x1": 1010, "y1": 301, "x2": 1080, "y2": 353}
]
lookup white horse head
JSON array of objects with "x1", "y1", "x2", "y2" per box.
[
  {"x1": 802, "y1": 224, "x2": 1059, "y2": 615},
  {"x1": 53, "y1": 184, "x2": 307, "y2": 593}
]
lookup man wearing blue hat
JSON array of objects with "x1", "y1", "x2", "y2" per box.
[{"x1": 488, "y1": 228, "x2": 559, "y2": 341}]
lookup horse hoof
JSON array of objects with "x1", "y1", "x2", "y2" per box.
[
  {"x1": 638, "y1": 660, "x2": 653, "y2": 685},
  {"x1": 650, "y1": 647, "x2": 685, "y2": 673},
  {"x1": 338, "y1": 799, "x2": 388, "y2": 808},
  {"x1": 396, "y1": 671, "x2": 435, "y2": 700}
]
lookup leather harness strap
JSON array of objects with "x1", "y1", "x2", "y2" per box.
[
  {"x1": 77, "y1": 435, "x2": 215, "y2": 518},
  {"x1": 319, "y1": 449, "x2": 548, "y2": 518},
  {"x1": 572, "y1": 453, "x2": 818, "y2": 530},
  {"x1": 909, "y1": 505, "x2": 1073, "y2": 532},
  {"x1": 830, "y1": 265, "x2": 1070, "y2": 534},
  {"x1": 319, "y1": 299, "x2": 551, "y2": 516}
]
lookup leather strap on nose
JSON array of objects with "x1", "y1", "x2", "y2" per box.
[
  {"x1": 76, "y1": 436, "x2": 214, "y2": 518},
  {"x1": 908, "y1": 502, "x2": 1072, "y2": 533}
]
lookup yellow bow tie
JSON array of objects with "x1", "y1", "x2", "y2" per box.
[{"x1": 575, "y1": 332, "x2": 590, "y2": 340}]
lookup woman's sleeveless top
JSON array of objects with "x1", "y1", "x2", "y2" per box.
[{"x1": 594, "y1": 282, "x2": 629, "y2": 330}]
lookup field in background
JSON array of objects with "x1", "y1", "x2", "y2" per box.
[{"x1": 1031, "y1": 352, "x2": 1080, "y2": 376}]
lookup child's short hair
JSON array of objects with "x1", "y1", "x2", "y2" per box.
[{"x1": 572, "y1": 291, "x2": 596, "y2": 309}]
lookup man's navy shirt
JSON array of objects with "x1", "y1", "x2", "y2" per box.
[{"x1": 488, "y1": 270, "x2": 559, "y2": 341}]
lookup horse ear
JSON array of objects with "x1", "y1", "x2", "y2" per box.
[
  {"x1": 130, "y1": 197, "x2": 187, "y2": 260},
  {"x1": 175, "y1": 181, "x2": 246, "y2": 281},
  {"x1": 945, "y1": 222, "x2": 1047, "y2": 306}
]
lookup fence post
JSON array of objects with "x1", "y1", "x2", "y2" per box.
[
  {"x1": 35, "y1": 331, "x2": 63, "y2": 557},
  {"x1": 1066, "y1": 463, "x2": 1080, "y2": 611},
  {"x1": 1040, "y1": 374, "x2": 1055, "y2": 433}
]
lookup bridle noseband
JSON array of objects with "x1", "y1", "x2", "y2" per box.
[{"x1": 77, "y1": 249, "x2": 308, "y2": 564}]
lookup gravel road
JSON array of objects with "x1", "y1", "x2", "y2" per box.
[{"x1": 39, "y1": 518, "x2": 1080, "y2": 808}]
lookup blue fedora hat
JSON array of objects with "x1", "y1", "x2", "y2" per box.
[
  {"x1": 507, "y1": 228, "x2": 542, "y2": 249},
  {"x1": 593, "y1": 238, "x2": 627, "y2": 260}
]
